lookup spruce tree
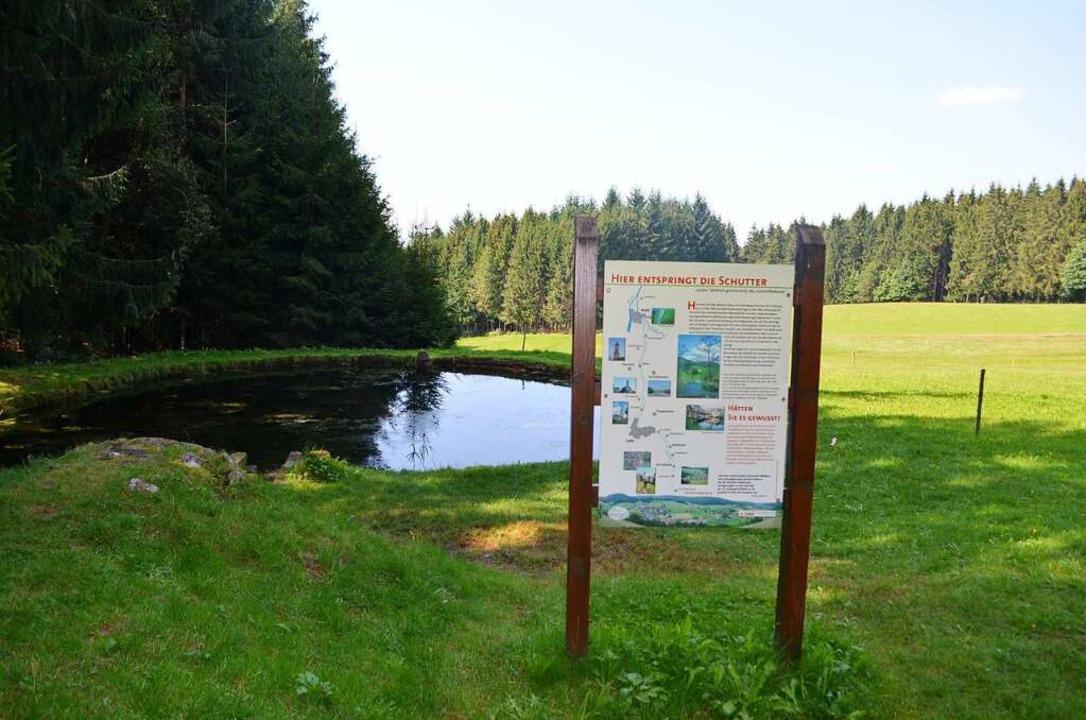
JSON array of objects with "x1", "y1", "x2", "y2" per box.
[
  {"x1": 1060, "y1": 241, "x2": 1086, "y2": 301},
  {"x1": 501, "y1": 211, "x2": 546, "y2": 349}
]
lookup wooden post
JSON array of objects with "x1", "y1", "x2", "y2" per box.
[
  {"x1": 774, "y1": 225, "x2": 826, "y2": 662},
  {"x1": 566, "y1": 216, "x2": 599, "y2": 658},
  {"x1": 975, "y1": 368, "x2": 986, "y2": 436}
]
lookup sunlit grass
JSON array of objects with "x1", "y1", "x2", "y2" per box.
[
  {"x1": 1, "y1": 303, "x2": 1084, "y2": 717},
  {"x1": 458, "y1": 331, "x2": 575, "y2": 354}
]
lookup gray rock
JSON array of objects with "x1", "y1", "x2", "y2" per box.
[
  {"x1": 282, "y1": 451, "x2": 303, "y2": 470},
  {"x1": 181, "y1": 453, "x2": 203, "y2": 468},
  {"x1": 128, "y1": 478, "x2": 159, "y2": 494}
]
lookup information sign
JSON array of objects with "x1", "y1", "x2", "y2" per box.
[{"x1": 599, "y1": 260, "x2": 793, "y2": 528}]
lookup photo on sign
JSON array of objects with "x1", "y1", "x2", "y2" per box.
[
  {"x1": 647, "y1": 378, "x2": 672, "y2": 396},
  {"x1": 612, "y1": 401, "x2": 629, "y2": 425},
  {"x1": 635, "y1": 466, "x2": 656, "y2": 495},
  {"x1": 623, "y1": 450, "x2": 651, "y2": 470},
  {"x1": 650, "y1": 307, "x2": 675, "y2": 325},
  {"x1": 685, "y1": 404, "x2": 726, "y2": 431},
  {"x1": 612, "y1": 377, "x2": 637, "y2": 394},
  {"x1": 607, "y1": 336, "x2": 626, "y2": 361},
  {"x1": 676, "y1": 334, "x2": 721, "y2": 398},
  {"x1": 681, "y1": 466, "x2": 710, "y2": 485}
]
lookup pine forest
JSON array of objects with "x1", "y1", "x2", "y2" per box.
[
  {"x1": 1, "y1": 0, "x2": 454, "y2": 360},
  {"x1": 416, "y1": 179, "x2": 1086, "y2": 336}
]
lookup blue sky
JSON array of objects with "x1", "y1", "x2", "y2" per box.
[{"x1": 308, "y1": 0, "x2": 1085, "y2": 239}]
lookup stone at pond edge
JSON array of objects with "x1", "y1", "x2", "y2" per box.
[
  {"x1": 266, "y1": 450, "x2": 307, "y2": 484},
  {"x1": 220, "y1": 451, "x2": 248, "y2": 487},
  {"x1": 101, "y1": 438, "x2": 250, "y2": 488},
  {"x1": 282, "y1": 451, "x2": 303, "y2": 470}
]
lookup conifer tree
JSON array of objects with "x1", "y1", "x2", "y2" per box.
[
  {"x1": 501, "y1": 211, "x2": 546, "y2": 349},
  {"x1": 1061, "y1": 241, "x2": 1086, "y2": 302}
]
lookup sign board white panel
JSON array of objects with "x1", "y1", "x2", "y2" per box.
[{"x1": 599, "y1": 260, "x2": 793, "y2": 528}]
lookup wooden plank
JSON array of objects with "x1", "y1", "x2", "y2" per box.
[
  {"x1": 774, "y1": 225, "x2": 827, "y2": 662},
  {"x1": 566, "y1": 216, "x2": 599, "y2": 658}
]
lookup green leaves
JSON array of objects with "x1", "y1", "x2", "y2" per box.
[
  {"x1": 295, "y1": 670, "x2": 334, "y2": 701},
  {"x1": 584, "y1": 621, "x2": 871, "y2": 719}
]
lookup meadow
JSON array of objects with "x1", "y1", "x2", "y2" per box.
[{"x1": 1, "y1": 303, "x2": 1084, "y2": 718}]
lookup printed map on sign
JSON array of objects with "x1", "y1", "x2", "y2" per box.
[{"x1": 599, "y1": 260, "x2": 793, "y2": 528}]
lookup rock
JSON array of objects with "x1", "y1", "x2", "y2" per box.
[
  {"x1": 219, "y1": 451, "x2": 247, "y2": 486},
  {"x1": 266, "y1": 450, "x2": 308, "y2": 484},
  {"x1": 106, "y1": 438, "x2": 213, "y2": 462},
  {"x1": 128, "y1": 478, "x2": 159, "y2": 494},
  {"x1": 181, "y1": 452, "x2": 203, "y2": 468},
  {"x1": 282, "y1": 451, "x2": 303, "y2": 471}
]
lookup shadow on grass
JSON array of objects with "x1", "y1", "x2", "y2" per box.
[
  {"x1": 294, "y1": 406, "x2": 1085, "y2": 717},
  {"x1": 809, "y1": 407, "x2": 1085, "y2": 719}
]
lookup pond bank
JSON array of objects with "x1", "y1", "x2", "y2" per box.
[{"x1": 0, "y1": 347, "x2": 570, "y2": 426}]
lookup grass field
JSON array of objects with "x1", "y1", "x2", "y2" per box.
[{"x1": 2, "y1": 303, "x2": 1084, "y2": 718}]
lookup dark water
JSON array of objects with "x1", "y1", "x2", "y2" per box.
[{"x1": 1, "y1": 368, "x2": 600, "y2": 470}]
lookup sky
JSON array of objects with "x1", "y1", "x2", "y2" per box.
[{"x1": 307, "y1": 0, "x2": 1086, "y2": 239}]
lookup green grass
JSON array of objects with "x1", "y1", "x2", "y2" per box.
[
  {"x1": 458, "y1": 332, "x2": 577, "y2": 355},
  {"x1": 2, "y1": 302, "x2": 1085, "y2": 718},
  {"x1": 0, "y1": 448, "x2": 866, "y2": 719},
  {"x1": 462, "y1": 304, "x2": 1086, "y2": 718}
]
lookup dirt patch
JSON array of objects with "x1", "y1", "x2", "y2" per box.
[
  {"x1": 300, "y1": 552, "x2": 324, "y2": 580},
  {"x1": 30, "y1": 503, "x2": 57, "y2": 519},
  {"x1": 455, "y1": 520, "x2": 568, "y2": 573}
]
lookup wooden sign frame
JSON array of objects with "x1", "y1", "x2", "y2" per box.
[{"x1": 565, "y1": 218, "x2": 826, "y2": 662}]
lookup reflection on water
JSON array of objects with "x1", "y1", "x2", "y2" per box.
[{"x1": 2, "y1": 368, "x2": 601, "y2": 470}]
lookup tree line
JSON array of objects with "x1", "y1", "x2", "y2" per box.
[
  {"x1": 1, "y1": 0, "x2": 454, "y2": 361},
  {"x1": 410, "y1": 189, "x2": 742, "y2": 336},
  {"x1": 417, "y1": 179, "x2": 1086, "y2": 335},
  {"x1": 816, "y1": 179, "x2": 1086, "y2": 304}
]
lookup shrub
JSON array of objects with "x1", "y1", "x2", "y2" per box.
[{"x1": 289, "y1": 449, "x2": 350, "y2": 484}]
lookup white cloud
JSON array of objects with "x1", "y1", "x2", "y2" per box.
[{"x1": 936, "y1": 86, "x2": 1025, "y2": 107}]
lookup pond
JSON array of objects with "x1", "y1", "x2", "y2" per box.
[{"x1": 1, "y1": 368, "x2": 601, "y2": 470}]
